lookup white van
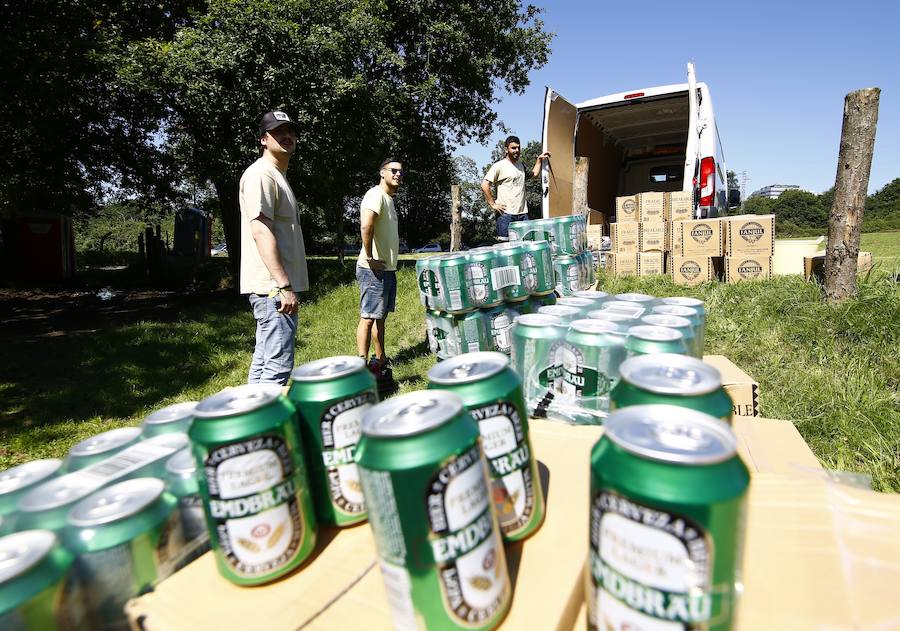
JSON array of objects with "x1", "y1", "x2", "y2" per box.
[{"x1": 541, "y1": 63, "x2": 738, "y2": 222}]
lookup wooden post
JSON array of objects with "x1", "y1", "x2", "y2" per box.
[
  {"x1": 573, "y1": 157, "x2": 589, "y2": 217},
  {"x1": 450, "y1": 185, "x2": 462, "y2": 252},
  {"x1": 824, "y1": 88, "x2": 880, "y2": 303}
]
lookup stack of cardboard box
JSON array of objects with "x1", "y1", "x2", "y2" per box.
[{"x1": 721, "y1": 214, "x2": 776, "y2": 282}]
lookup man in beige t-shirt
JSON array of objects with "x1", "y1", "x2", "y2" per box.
[
  {"x1": 481, "y1": 135, "x2": 550, "y2": 240},
  {"x1": 239, "y1": 110, "x2": 309, "y2": 385},
  {"x1": 356, "y1": 158, "x2": 401, "y2": 383}
]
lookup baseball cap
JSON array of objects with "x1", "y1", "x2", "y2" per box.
[{"x1": 258, "y1": 111, "x2": 299, "y2": 136}]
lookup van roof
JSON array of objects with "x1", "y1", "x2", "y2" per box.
[{"x1": 576, "y1": 82, "x2": 708, "y2": 110}]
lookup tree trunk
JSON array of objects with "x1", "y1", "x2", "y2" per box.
[
  {"x1": 824, "y1": 88, "x2": 880, "y2": 303},
  {"x1": 573, "y1": 157, "x2": 589, "y2": 217},
  {"x1": 336, "y1": 200, "x2": 346, "y2": 266},
  {"x1": 213, "y1": 175, "x2": 241, "y2": 281},
  {"x1": 450, "y1": 185, "x2": 462, "y2": 251}
]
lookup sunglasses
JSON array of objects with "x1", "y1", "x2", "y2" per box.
[{"x1": 385, "y1": 168, "x2": 404, "y2": 176}]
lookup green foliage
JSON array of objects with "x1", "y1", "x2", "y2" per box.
[{"x1": 74, "y1": 201, "x2": 174, "y2": 253}]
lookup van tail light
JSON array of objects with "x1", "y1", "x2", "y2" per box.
[{"x1": 699, "y1": 157, "x2": 715, "y2": 207}]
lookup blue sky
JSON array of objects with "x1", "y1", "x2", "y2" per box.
[{"x1": 457, "y1": 0, "x2": 900, "y2": 196}]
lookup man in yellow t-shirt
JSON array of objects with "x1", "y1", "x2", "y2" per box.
[
  {"x1": 356, "y1": 158, "x2": 401, "y2": 382},
  {"x1": 239, "y1": 110, "x2": 309, "y2": 385},
  {"x1": 481, "y1": 135, "x2": 550, "y2": 240}
]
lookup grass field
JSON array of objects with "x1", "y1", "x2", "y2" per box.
[{"x1": 1, "y1": 238, "x2": 898, "y2": 491}]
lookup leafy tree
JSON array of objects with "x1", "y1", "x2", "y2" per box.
[
  {"x1": 727, "y1": 170, "x2": 739, "y2": 191},
  {"x1": 120, "y1": 0, "x2": 552, "y2": 275},
  {"x1": 740, "y1": 195, "x2": 775, "y2": 217},
  {"x1": 772, "y1": 189, "x2": 826, "y2": 228}
]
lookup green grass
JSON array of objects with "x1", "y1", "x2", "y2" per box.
[{"x1": 2, "y1": 250, "x2": 898, "y2": 491}]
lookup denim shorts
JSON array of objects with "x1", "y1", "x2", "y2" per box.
[
  {"x1": 357, "y1": 266, "x2": 397, "y2": 319},
  {"x1": 496, "y1": 212, "x2": 527, "y2": 238}
]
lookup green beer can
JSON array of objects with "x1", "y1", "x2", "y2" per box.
[
  {"x1": 573, "y1": 290, "x2": 609, "y2": 307},
  {"x1": 427, "y1": 353, "x2": 545, "y2": 542},
  {"x1": 659, "y1": 297, "x2": 707, "y2": 355},
  {"x1": 587, "y1": 405, "x2": 749, "y2": 630},
  {"x1": 140, "y1": 401, "x2": 197, "y2": 438},
  {"x1": 483, "y1": 305, "x2": 515, "y2": 355},
  {"x1": 0, "y1": 530, "x2": 76, "y2": 630},
  {"x1": 494, "y1": 242, "x2": 529, "y2": 302},
  {"x1": 0, "y1": 460, "x2": 62, "y2": 522},
  {"x1": 578, "y1": 250, "x2": 596, "y2": 287},
  {"x1": 191, "y1": 384, "x2": 318, "y2": 586},
  {"x1": 641, "y1": 314, "x2": 699, "y2": 358},
  {"x1": 454, "y1": 309, "x2": 492, "y2": 355},
  {"x1": 165, "y1": 449, "x2": 212, "y2": 567},
  {"x1": 415, "y1": 258, "x2": 431, "y2": 308},
  {"x1": 625, "y1": 325, "x2": 688, "y2": 358},
  {"x1": 555, "y1": 296, "x2": 594, "y2": 318},
  {"x1": 522, "y1": 240, "x2": 555, "y2": 296},
  {"x1": 601, "y1": 300, "x2": 650, "y2": 319},
  {"x1": 465, "y1": 248, "x2": 504, "y2": 308},
  {"x1": 66, "y1": 478, "x2": 182, "y2": 629},
  {"x1": 510, "y1": 313, "x2": 567, "y2": 406},
  {"x1": 586, "y1": 309, "x2": 639, "y2": 332},
  {"x1": 610, "y1": 354, "x2": 733, "y2": 424},
  {"x1": 537, "y1": 304, "x2": 581, "y2": 325},
  {"x1": 553, "y1": 253, "x2": 581, "y2": 296},
  {"x1": 527, "y1": 293, "x2": 557, "y2": 310},
  {"x1": 651, "y1": 304, "x2": 703, "y2": 357},
  {"x1": 561, "y1": 319, "x2": 627, "y2": 413},
  {"x1": 417, "y1": 256, "x2": 445, "y2": 311},
  {"x1": 356, "y1": 390, "x2": 511, "y2": 630},
  {"x1": 438, "y1": 254, "x2": 476, "y2": 314},
  {"x1": 289, "y1": 356, "x2": 377, "y2": 527},
  {"x1": 63, "y1": 427, "x2": 142, "y2": 472},
  {"x1": 432, "y1": 310, "x2": 460, "y2": 359},
  {"x1": 613, "y1": 292, "x2": 656, "y2": 308},
  {"x1": 554, "y1": 216, "x2": 585, "y2": 255}
]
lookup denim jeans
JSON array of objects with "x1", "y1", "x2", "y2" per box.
[
  {"x1": 496, "y1": 212, "x2": 527, "y2": 238},
  {"x1": 247, "y1": 294, "x2": 298, "y2": 385}
]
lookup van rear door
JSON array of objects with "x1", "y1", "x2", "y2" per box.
[
  {"x1": 684, "y1": 63, "x2": 700, "y2": 215},
  {"x1": 541, "y1": 88, "x2": 577, "y2": 218}
]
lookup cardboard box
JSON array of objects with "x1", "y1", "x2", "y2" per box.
[
  {"x1": 585, "y1": 225, "x2": 604, "y2": 250},
  {"x1": 637, "y1": 251, "x2": 665, "y2": 276},
  {"x1": 608, "y1": 222, "x2": 638, "y2": 252},
  {"x1": 674, "y1": 219, "x2": 723, "y2": 256},
  {"x1": 774, "y1": 237, "x2": 826, "y2": 275},
  {"x1": 605, "y1": 252, "x2": 638, "y2": 277},
  {"x1": 724, "y1": 255, "x2": 772, "y2": 283},
  {"x1": 723, "y1": 214, "x2": 775, "y2": 256},
  {"x1": 615, "y1": 195, "x2": 639, "y2": 222},
  {"x1": 669, "y1": 255, "x2": 717, "y2": 286},
  {"x1": 636, "y1": 192, "x2": 665, "y2": 222},
  {"x1": 703, "y1": 354, "x2": 759, "y2": 418},
  {"x1": 638, "y1": 221, "x2": 667, "y2": 252},
  {"x1": 666, "y1": 191, "x2": 694, "y2": 222},
  {"x1": 804, "y1": 251, "x2": 874, "y2": 282},
  {"x1": 668, "y1": 220, "x2": 682, "y2": 252}
]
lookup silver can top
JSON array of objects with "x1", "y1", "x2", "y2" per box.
[
  {"x1": 627, "y1": 325, "x2": 683, "y2": 342},
  {"x1": 652, "y1": 304, "x2": 699, "y2": 320},
  {"x1": 291, "y1": 355, "x2": 365, "y2": 382},
  {"x1": 614, "y1": 292, "x2": 655, "y2": 304},
  {"x1": 514, "y1": 313, "x2": 563, "y2": 327},
  {"x1": 605, "y1": 405, "x2": 736, "y2": 464},
  {"x1": 587, "y1": 310, "x2": 636, "y2": 323},
  {"x1": 428, "y1": 352, "x2": 509, "y2": 385},
  {"x1": 143, "y1": 401, "x2": 198, "y2": 428},
  {"x1": 619, "y1": 354, "x2": 722, "y2": 395},
  {"x1": 0, "y1": 459, "x2": 62, "y2": 497},
  {"x1": 361, "y1": 390, "x2": 464, "y2": 438},
  {"x1": 641, "y1": 314, "x2": 693, "y2": 331},
  {"x1": 573, "y1": 290, "x2": 609, "y2": 301},
  {"x1": 602, "y1": 301, "x2": 647, "y2": 318},
  {"x1": 537, "y1": 305, "x2": 581, "y2": 319},
  {"x1": 194, "y1": 383, "x2": 282, "y2": 418},
  {"x1": 165, "y1": 449, "x2": 196, "y2": 478},
  {"x1": 523, "y1": 239, "x2": 551, "y2": 250},
  {"x1": 660, "y1": 296, "x2": 706, "y2": 313},
  {"x1": 68, "y1": 478, "x2": 166, "y2": 528},
  {"x1": 570, "y1": 319, "x2": 621, "y2": 335},
  {"x1": 556, "y1": 297, "x2": 593, "y2": 309},
  {"x1": 19, "y1": 473, "x2": 98, "y2": 513},
  {"x1": 0, "y1": 530, "x2": 58, "y2": 584},
  {"x1": 68, "y1": 427, "x2": 141, "y2": 458}
]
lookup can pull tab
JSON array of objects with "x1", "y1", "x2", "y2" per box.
[
  {"x1": 655, "y1": 422, "x2": 712, "y2": 452},
  {"x1": 321, "y1": 360, "x2": 351, "y2": 375},
  {"x1": 450, "y1": 364, "x2": 476, "y2": 379},
  {"x1": 400, "y1": 399, "x2": 439, "y2": 417}
]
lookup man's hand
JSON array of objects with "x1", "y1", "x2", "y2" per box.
[
  {"x1": 278, "y1": 288, "x2": 298, "y2": 315},
  {"x1": 367, "y1": 257, "x2": 386, "y2": 271},
  {"x1": 491, "y1": 201, "x2": 507, "y2": 214},
  {"x1": 538, "y1": 151, "x2": 551, "y2": 160}
]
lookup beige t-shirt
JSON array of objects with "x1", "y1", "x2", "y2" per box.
[
  {"x1": 484, "y1": 159, "x2": 528, "y2": 215},
  {"x1": 239, "y1": 158, "x2": 310, "y2": 294},
  {"x1": 357, "y1": 186, "x2": 399, "y2": 272}
]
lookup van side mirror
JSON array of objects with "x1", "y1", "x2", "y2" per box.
[{"x1": 728, "y1": 189, "x2": 741, "y2": 208}]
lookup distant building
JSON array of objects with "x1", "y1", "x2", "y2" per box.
[{"x1": 749, "y1": 184, "x2": 803, "y2": 199}]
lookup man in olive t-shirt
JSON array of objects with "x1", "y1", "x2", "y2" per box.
[
  {"x1": 239, "y1": 110, "x2": 309, "y2": 385},
  {"x1": 481, "y1": 135, "x2": 550, "y2": 240},
  {"x1": 356, "y1": 158, "x2": 401, "y2": 382}
]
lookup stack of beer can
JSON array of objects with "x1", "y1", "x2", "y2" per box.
[
  {"x1": 507, "y1": 214, "x2": 595, "y2": 296},
  {"x1": 509, "y1": 292, "x2": 712, "y2": 423}
]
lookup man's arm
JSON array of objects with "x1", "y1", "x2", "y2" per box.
[
  {"x1": 360, "y1": 208, "x2": 385, "y2": 271},
  {"x1": 531, "y1": 151, "x2": 551, "y2": 178},
  {"x1": 480, "y1": 179, "x2": 506, "y2": 214},
  {"x1": 250, "y1": 215, "x2": 297, "y2": 314}
]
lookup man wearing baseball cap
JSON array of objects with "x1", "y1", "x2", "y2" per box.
[{"x1": 239, "y1": 110, "x2": 309, "y2": 385}]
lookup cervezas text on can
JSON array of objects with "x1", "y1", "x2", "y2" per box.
[
  {"x1": 140, "y1": 401, "x2": 197, "y2": 437},
  {"x1": 288, "y1": 356, "x2": 377, "y2": 526},
  {"x1": 63, "y1": 427, "x2": 142, "y2": 472},
  {"x1": 355, "y1": 390, "x2": 511, "y2": 630},
  {"x1": 0, "y1": 459, "x2": 62, "y2": 519},
  {"x1": 641, "y1": 314, "x2": 699, "y2": 358},
  {"x1": 0, "y1": 530, "x2": 77, "y2": 628},
  {"x1": 611, "y1": 354, "x2": 733, "y2": 424},
  {"x1": 191, "y1": 384, "x2": 317, "y2": 585},
  {"x1": 427, "y1": 353, "x2": 545, "y2": 541},
  {"x1": 625, "y1": 325, "x2": 688, "y2": 358},
  {"x1": 522, "y1": 240, "x2": 555, "y2": 296},
  {"x1": 65, "y1": 478, "x2": 181, "y2": 628},
  {"x1": 587, "y1": 405, "x2": 749, "y2": 631},
  {"x1": 658, "y1": 296, "x2": 707, "y2": 353},
  {"x1": 561, "y1": 319, "x2": 627, "y2": 412}
]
